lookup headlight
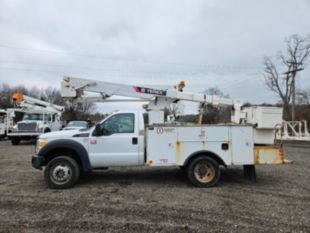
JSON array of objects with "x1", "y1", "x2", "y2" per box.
[{"x1": 36, "y1": 139, "x2": 47, "y2": 154}]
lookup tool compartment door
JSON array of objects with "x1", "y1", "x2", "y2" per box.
[
  {"x1": 177, "y1": 126, "x2": 232, "y2": 166},
  {"x1": 146, "y1": 126, "x2": 177, "y2": 166},
  {"x1": 231, "y1": 126, "x2": 254, "y2": 165}
]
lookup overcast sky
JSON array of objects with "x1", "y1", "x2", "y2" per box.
[{"x1": 0, "y1": 0, "x2": 309, "y2": 113}]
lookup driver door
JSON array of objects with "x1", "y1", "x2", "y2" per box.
[{"x1": 88, "y1": 113, "x2": 140, "y2": 167}]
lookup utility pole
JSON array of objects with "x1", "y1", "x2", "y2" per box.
[
  {"x1": 284, "y1": 65, "x2": 304, "y2": 121},
  {"x1": 292, "y1": 70, "x2": 296, "y2": 121}
]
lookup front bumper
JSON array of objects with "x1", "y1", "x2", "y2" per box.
[
  {"x1": 8, "y1": 132, "x2": 42, "y2": 136},
  {"x1": 32, "y1": 155, "x2": 45, "y2": 170}
]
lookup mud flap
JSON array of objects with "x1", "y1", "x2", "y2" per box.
[{"x1": 243, "y1": 165, "x2": 257, "y2": 182}]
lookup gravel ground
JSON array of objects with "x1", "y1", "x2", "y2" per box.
[{"x1": 0, "y1": 140, "x2": 309, "y2": 233}]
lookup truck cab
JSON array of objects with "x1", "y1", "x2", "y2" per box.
[
  {"x1": 32, "y1": 111, "x2": 146, "y2": 188},
  {"x1": 9, "y1": 112, "x2": 62, "y2": 145},
  {"x1": 88, "y1": 111, "x2": 145, "y2": 167}
]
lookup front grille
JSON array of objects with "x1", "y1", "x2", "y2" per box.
[{"x1": 17, "y1": 122, "x2": 37, "y2": 131}]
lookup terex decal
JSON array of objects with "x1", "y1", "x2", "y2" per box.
[{"x1": 134, "y1": 86, "x2": 167, "y2": 96}]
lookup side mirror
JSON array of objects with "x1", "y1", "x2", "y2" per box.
[{"x1": 94, "y1": 124, "x2": 102, "y2": 136}]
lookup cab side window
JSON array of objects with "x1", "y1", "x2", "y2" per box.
[{"x1": 100, "y1": 114, "x2": 135, "y2": 135}]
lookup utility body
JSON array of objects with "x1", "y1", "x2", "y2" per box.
[{"x1": 32, "y1": 77, "x2": 285, "y2": 189}]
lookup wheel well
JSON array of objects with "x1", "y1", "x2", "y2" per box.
[
  {"x1": 45, "y1": 148, "x2": 82, "y2": 168},
  {"x1": 184, "y1": 151, "x2": 227, "y2": 168},
  {"x1": 44, "y1": 128, "x2": 51, "y2": 133}
]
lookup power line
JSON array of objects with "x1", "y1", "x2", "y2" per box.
[
  {"x1": 0, "y1": 44, "x2": 263, "y2": 70},
  {"x1": 0, "y1": 44, "x2": 215, "y2": 67},
  {"x1": 0, "y1": 59, "x2": 263, "y2": 79},
  {"x1": 0, "y1": 60, "x2": 209, "y2": 76}
]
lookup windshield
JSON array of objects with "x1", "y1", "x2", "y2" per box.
[
  {"x1": 67, "y1": 121, "x2": 88, "y2": 127},
  {"x1": 22, "y1": 113, "x2": 49, "y2": 121}
]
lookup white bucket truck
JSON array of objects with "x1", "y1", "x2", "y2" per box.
[
  {"x1": 32, "y1": 77, "x2": 284, "y2": 189},
  {"x1": 8, "y1": 93, "x2": 64, "y2": 145}
]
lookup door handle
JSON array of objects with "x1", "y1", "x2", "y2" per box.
[
  {"x1": 221, "y1": 143, "x2": 229, "y2": 151},
  {"x1": 132, "y1": 137, "x2": 138, "y2": 145}
]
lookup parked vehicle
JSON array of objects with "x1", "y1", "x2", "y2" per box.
[
  {"x1": 0, "y1": 109, "x2": 6, "y2": 137},
  {"x1": 63, "y1": 120, "x2": 90, "y2": 130},
  {"x1": 32, "y1": 77, "x2": 285, "y2": 189},
  {"x1": 8, "y1": 93, "x2": 64, "y2": 145},
  {"x1": 0, "y1": 109, "x2": 15, "y2": 138}
]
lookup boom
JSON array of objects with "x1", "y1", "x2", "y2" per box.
[
  {"x1": 12, "y1": 93, "x2": 64, "y2": 114},
  {"x1": 61, "y1": 76, "x2": 245, "y2": 123}
]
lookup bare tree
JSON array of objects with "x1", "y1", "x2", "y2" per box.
[
  {"x1": 65, "y1": 101, "x2": 95, "y2": 114},
  {"x1": 204, "y1": 87, "x2": 229, "y2": 98},
  {"x1": 29, "y1": 86, "x2": 41, "y2": 99},
  {"x1": 297, "y1": 88, "x2": 310, "y2": 106},
  {"x1": 201, "y1": 87, "x2": 231, "y2": 123},
  {"x1": 0, "y1": 84, "x2": 13, "y2": 108},
  {"x1": 40, "y1": 87, "x2": 63, "y2": 105},
  {"x1": 263, "y1": 34, "x2": 310, "y2": 120}
]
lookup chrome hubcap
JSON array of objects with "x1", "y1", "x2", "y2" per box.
[{"x1": 51, "y1": 164, "x2": 72, "y2": 185}]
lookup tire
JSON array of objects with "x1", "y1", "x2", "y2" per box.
[
  {"x1": 11, "y1": 137, "x2": 20, "y2": 145},
  {"x1": 186, "y1": 156, "x2": 221, "y2": 188},
  {"x1": 44, "y1": 156, "x2": 80, "y2": 189}
]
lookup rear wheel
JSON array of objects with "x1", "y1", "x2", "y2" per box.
[
  {"x1": 11, "y1": 137, "x2": 20, "y2": 145},
  {"x1": 44, "y1": 156, "x2": 80, "y2": 189},
  {"x1": 187, "y1": 156, "x2": 221, "y2": 187}
]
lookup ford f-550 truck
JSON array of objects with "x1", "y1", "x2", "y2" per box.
[{"x1": 31, "y1": 77, "x2": 284, "y2": 189}]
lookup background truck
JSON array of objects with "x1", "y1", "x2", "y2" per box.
[
  {"x1": 8, "y1": 92, "x2": 64, "y2": 145},
  {"x1": 0, "y1": 109, "x2": 7, "y2": 137},
  {"x1": 32, "y1": 77, "x2": 284, "y2": 189},
  {"x1": 0, "y1": 109, "x2": 15, "y2": 138}
]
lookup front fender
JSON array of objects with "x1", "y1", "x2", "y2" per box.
[{"x1": 38, "y1": 139, "x2": 91, "y2": 172}]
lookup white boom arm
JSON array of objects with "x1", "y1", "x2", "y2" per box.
[
  {"x1": 61, "y1": 76, "x2": 245, "y2": 123},
  {"x1": 12, "y1": 93, "x2": 64, "y2": 114}
]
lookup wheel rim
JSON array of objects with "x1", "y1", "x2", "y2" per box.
[
  {"x1": 50, "y1": 163, "x2": 72, "y2": 185},
  {"x1": 193, "y1": 161, "x2": 216, "y2": 183}
]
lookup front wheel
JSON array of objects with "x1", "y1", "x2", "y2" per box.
[
  {"x1": 11, "y1": 137, "x2": 20, "y2": 145},
  {"x1": 44, "y1": 156, "x2": 80, "y2": 189},
  {"x1": 187, "y1": 156, "x2": 221, "y2": 188}
]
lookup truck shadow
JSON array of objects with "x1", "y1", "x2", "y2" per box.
[
  {"x1": 79, "y1": 168, "x2": 188, "y2": 187},
  {"x1": 2, "y1": 139, "x2": 36, "y2": 145},
  {"x1": 77, "y1": 167, "x2": 274, "y2": 188}
]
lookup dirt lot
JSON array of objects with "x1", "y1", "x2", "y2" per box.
[{"x1": 0, "y1": 140, "x2": 309, "y2": 233}]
